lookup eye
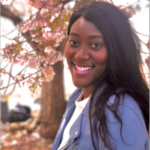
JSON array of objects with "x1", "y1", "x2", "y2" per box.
[
  {"x1": 91, "y1": 43, "x2": 101, "y2": 48},
  {"x1": 69, "y1": 40, "x2": 78, "y2": 46}
]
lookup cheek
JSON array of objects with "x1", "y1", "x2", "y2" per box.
[{"x1": 92, "y1": 48, "x2": 107, "y2": 63}]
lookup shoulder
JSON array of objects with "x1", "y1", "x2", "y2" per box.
[
  {"x1": 108, "y1": 94, "x2": 140, "y2": 109},
  {"x1": 105, "y1": 94, "x2": 149, "y2": 149},
  {"x1": 107, "y1": 94, "x2": 146, "y2": 130},
  {"x1": 107, "y1": 94, "x2": 145, "y2": 125}
]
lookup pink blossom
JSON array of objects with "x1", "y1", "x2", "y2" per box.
[
  {"x1": 28, "y1": 59, "x2": 38, "y2": 69},
  {"x1": 42, "y1": 32, "x2": 55, "y2": 40},
  {"x1": 54, "y1": 43, "x2": 60, "y2": 47},
  {"x1": 1, "y1": 0, "x2": 73, "y2": 89},
  {"x1": 44, "y1": 46, "x2": 54, "y2": 54},
  {"x1": 37, "y1": 56, "x2": 45, "y2": 63},
  {"x1": 34, "y1": 36, "x2": 45, "y2": 43},
  {"x1": 42, "y1": 66, "x2": 51, "y2": 75},
  {"x1": 38, "y1": 20, "x2": 48, "y2": 27},
  {"x1": 20, "y1": 57, "x2": 28, "y2": 66},
  {"x1": 20, "y1": 61, "x2": 24, "y2": 66},
  {"x1": 56, "y1": 35, "x2": 65, "y2": 43},
  {"x1": 50, "y1": 15, "x2": 55, "y2": 22},
  {"x1": 45, "y1": 57, "x2": 50, "y2": 62},
  {"x1": 30, "y1": 31, "x2": 36, "y2": 37},
  {"x1": 7, "y1": 49, "x2": 13, "y2": 54},
  {"x1": 42, "y1": 66, "x2": 55, "y2": 82},
  {"x1": 36, "y1": 12, "x2": 48, "y2": 27},
  {"x1": 56, "y1": 27, "x2": 61, "y2": 32},
  {"x1": 44, "y1": 27, "x2": 51, "y2": 32},
  {"x1": 50, "y1": 51, "x2": 63, "y2": 64},
  {"x1": 26, "y1": 0, "x2": 49, "y2": 9},
  {"x1": 26, "y1": 0, "x2": 42, "y2": 8},
  {"x1": 21, "y1": 22, "x2": 32, "y2": 33}
]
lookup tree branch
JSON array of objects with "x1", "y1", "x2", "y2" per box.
[
  {"x1": 136, "y1": 31, "x2": 149, "y2": 37},
  {"x1": 1, "y1": 4, "x2": 42, "y2": 52},
  {"x1": 1, "y1": 3, "x2": 22, "y2": 25}
]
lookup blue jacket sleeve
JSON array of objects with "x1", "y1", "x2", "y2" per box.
[{"x1": 102, "y1": 95, "x2": 149, "y2": 150}]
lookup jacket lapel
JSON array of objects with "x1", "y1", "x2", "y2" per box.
[
  {"x1": 58, "y1": 110, "x2": 83, "y2": 150},
  {"x1": 52, "y1": 89, "x2": 82, "y2": 150}
]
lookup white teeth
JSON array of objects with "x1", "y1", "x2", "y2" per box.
[{"x1": 75, "y1": 65, "x2": 92, "y2": 71}]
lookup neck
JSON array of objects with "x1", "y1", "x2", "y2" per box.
[{"x1": 82, "y1": 85, "x2": 96, "y2": 100}]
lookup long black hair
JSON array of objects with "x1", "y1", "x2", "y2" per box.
[{"x1": 67, "y1": 1, "x2": 149, "y2": 150}]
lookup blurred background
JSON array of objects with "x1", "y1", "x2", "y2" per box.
[{"x1": 0, "y1": 0, "x2": 149, "y2": 149}]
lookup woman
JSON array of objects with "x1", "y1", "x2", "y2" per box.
[{"x1": 52, "y1": 1, "x2": 149, "y2": 150}]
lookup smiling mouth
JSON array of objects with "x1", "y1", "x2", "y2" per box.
[
  {"x1": 75, "y1": 65, "x2": 92, "y2": 71},
  {"x1": 72, "y1": 63, "x2": 94, "y2": 75}
]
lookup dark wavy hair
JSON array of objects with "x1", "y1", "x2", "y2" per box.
[{"x1": 67, "y1": 1, "x2": 149, "y2": 150}]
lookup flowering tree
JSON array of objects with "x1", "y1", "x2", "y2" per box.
[
  {"x1": 1, "y1": 0, "x2": 71, "y2": 92},
  {"x1": 1, "y1": 0, "x2": 149, "y2": 139}
]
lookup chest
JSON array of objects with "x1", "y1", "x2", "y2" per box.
[{"x1": 59, "y1": 113, "x2": 99, "y2": 150}]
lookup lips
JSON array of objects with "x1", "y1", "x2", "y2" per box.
[{"x1": 72, "y1": 62, "x2": 94, "y2": 75}]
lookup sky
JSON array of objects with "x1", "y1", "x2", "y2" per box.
[{"x1": 1, "y1": 0, "x2": 149, "y2": 111}]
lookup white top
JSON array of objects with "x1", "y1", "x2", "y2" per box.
[{"x1": 58, "y1": 93, "x2": 90, "y2": 149}]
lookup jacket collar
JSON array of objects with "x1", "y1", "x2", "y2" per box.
[
  {"x1": 68, "y1": 88, "x2": 90, "y2": 117},
  {"x1": 67, "y1": 87, "x2": 103, "y2": 117},
  {"x1": 57, "y1": 89, "x2": 83, "y2": 150}
]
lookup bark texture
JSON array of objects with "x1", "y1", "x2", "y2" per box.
[
  {"x1": 39, "y1": 37, "x2": 67, "y2": 138},
  {"x1": 39, "y1": 60, "x2": 66, "y2": 138}
]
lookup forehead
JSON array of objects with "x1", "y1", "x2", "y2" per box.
[{"x1": 70, "y1": 17, "x2": 103, "y2": 37}]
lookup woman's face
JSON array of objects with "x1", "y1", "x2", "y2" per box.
[{"x1": 65, "y1": 17, "x2": 107, "y2": 94}]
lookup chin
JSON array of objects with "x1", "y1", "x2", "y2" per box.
[
  {"x1": 73, "y1": 80, "x2": 89, "y2": 89},
  {"x1": 73, "y1": 83, "x2": 84, "y2": 89}
]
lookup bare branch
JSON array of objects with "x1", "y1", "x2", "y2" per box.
[
  {"x1": 140, "y1": 51, "x2": 149, "y2": 54},
  {"x1": 0, "y1": 72, "x2": 16, "y2": 99},
  {"x1": 1, "y1": 4, "x2": 42, "y2": 53},
  {"x1": 17, "y1": 65, "x2": 29, "y2": 75},
  {"x1": 1, "y1": 61, "x2": 10, "y2": 69},
  {"x1": 0, "y1": 70, "x2": 40, "y2": 90},
  {"x1": 0, "y1": 26, "x2": 19, "y2": 37},
  {"x1": 3, "y1": 65, "x2": 13, "y2": 96},
  {"x1": 136, "y1": 31, "x2": 149, "y2": 37},
  {"x1": 0, "y1": 52, "x2": 59, "y2": 90}
]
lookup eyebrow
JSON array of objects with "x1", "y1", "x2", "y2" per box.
[
  {"x1": 69, "y1": 32, "x2": 103, "y2": 39},
  {"x1": 69, "y1": 33, "x2": 79, "y2": 37},
  {"x1": 89, "y1": 35, "x2": 103, "y2": 39}
]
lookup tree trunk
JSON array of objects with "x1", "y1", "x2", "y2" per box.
[{"x1": 39, "y1": 60, "x2": 66, "y2": 138}]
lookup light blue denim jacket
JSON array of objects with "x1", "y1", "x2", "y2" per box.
[{"x1": 52, "y1": 88, "x2": 149, "y2": 150}]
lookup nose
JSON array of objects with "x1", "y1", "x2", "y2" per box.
[{"x1": 74, "y1": 45, "x2": 90, "y2": 60}]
